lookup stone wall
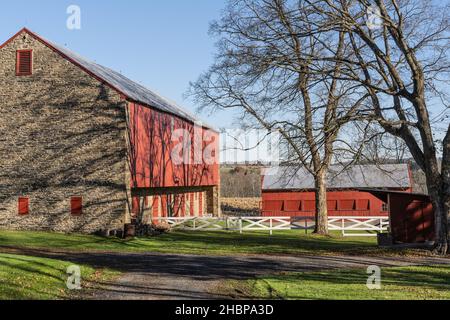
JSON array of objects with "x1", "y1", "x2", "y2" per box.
[{"x1": 0, "y1": 31, "x2": 128, "y2": 233}]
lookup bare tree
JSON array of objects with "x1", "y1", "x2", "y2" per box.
[
  {"x1": 190, "y1": 0, "x2": 367, "y2": 234},
  {"x1": 303, "y1": 0, "x2": 450, "y2": 253}
]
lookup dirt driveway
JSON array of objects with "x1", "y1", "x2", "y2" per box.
[{"x1": 2, "y1": 247, "x2": 449, "y2": 300}]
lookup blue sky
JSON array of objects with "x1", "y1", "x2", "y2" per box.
[
  {"x1": 0, "y1": 0, "x2": 236, "y2": 128},
  {"x1": 1, "y1": 1, "x2": 447, "y2": 154}
]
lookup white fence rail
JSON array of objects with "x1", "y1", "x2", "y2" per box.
[{"x1": 156, "y1": 216, "x2": 389, "y2": 237}]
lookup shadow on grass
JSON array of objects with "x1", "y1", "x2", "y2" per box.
[
  {"x1": 0, "y1": 230, "x2": 378, "y2": 256},
  {"x1": 245, "y1": 266, "x2": 450, "y2": 300}
]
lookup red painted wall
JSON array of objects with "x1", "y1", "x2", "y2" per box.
[
  {"x1": 389, "y1": 193, "x2": 435, "y2": 243},
  {"x1": 128, "y1": 102, "x2": 219, "y2": 189},
  {"x1": 261, "y1": 190, "x2": 409, "y2": 217}
]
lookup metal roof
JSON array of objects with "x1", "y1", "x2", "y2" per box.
[
  {"x1": 262, "y1": 164, "x2": 411, "y2": 190},
  {"x1": 5, "y1": 29, "x2": 215, "y2": 130}
]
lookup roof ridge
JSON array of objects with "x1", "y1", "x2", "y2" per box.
[
  {"x1": 262, "y1": 164, "x2": 411, "y2": 190},
  {"x1": 1, "y1": 28, "x2": 216, "y2": 131}
]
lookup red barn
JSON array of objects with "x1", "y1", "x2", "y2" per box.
[
  {"x1": 261, "y1": 164, "x2": 412, "y2": 217},
  {"x1": 0, "y1": 28, "x2": 220, "y2": 234}
]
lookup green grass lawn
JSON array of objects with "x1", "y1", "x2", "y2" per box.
[
  {"x1": 224, "y1": 265, "x2": 450, "y2": 300},
  {"x1": 0, "y1": 230, "x2": 398, "y2": 257},
  {"x1": 0, "y1": 253, "x2": 118, "y2": 300}
]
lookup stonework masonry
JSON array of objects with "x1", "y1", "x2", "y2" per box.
[{"x1": 0, "y1": 32, "x2": 129, "y2": 233}]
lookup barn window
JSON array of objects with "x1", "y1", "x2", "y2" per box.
[
  {"x1": 18, "y1": 197, "x2": 29, "y2": 215},
  {"x1": 71, "y1": 197, "x2": 83, "y2": 215},
  {"x1": 327, "y1": 200, "x2": 338, "y2": 211},
  {"x1": 16, "y1": 50, "x2": 33, "y2": 76},
  {"x1": 340, "y1": 200, "x2": 355, "y2": 211},
  {"x1": 382, "y1": 202, "x2": 389, "y2": 212},
  {"x1": 263, "y1": 200, "x2": 284, "y2": 212},
  {"x1": 285, "y1": 200, "x2": 301, "y2": 212},
  {"x1": 356, "y1": 199, "x2": 370, "y2": 210}
]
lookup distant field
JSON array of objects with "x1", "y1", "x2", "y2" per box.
[{"x1": 221, "y1": 197, "x2": 261, "y2": 216}]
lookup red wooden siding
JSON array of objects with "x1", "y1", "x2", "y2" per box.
[
  {"x1": 181, "y1": 195, "x2": 186, "y2": 217},
  {"x1": 262, "y1": 190, "x2": 392, "y2": 217},
  {"x1": 128, "y1": 102, "x2": 219, "y2": 190},
  {"x1": 189, "y1": 193, "x2": 195, "y2": 216},
  {"x1": 152, "y1": 196, "x2": 159, "y2": 217},
  {"x1": 389, "y1": 193, "x2": 435, "y2": 243},
  {"x1": 161, "y1": 195, "x2": 168, "y2": 217},
  {"x1": 199, "y1": 192, "x2": 203, "y2": 216}
]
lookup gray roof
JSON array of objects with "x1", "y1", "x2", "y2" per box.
[
  {"x1": 262, "y1": 164, "x2": 411, "y2": 190},
  {"x1": 31, "y1": 31, "x2": 215, "y2": 130}
]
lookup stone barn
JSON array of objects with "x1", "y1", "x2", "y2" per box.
[{"x1": 0, "y1": 28, "x2": 220, "y2": 234}]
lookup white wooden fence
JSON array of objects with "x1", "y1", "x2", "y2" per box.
[{"x1": 155, "y1": 216, "x2": 389, "y2": 237}]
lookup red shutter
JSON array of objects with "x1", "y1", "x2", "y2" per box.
[
  {"x1": 71, "y1": 197, "x2": 83, "y2": 215},
  {"x1": 18, "y1": 197, "x2": 29, "y2": 215},
  {"x1": 263, "y1": 200, "x2": 284, "y2": 212},
  {"x1": 356, "y1": 199, "x2": 370, "y2": 210},
  {"x1": 285, "y1": 200, "x2": 301, "y2": 212},
  {"x1": 340, "y1": 200, "x2": 356, "y2": 211},
  {"x1": 16, "y1": 50, "x2": 32, "y2": 76},
  {"x1": 327, "y1": 200, "x2": 338, "y2": 211}
]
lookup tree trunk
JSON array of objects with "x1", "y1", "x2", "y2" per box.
[
  {"x1": 314, "y1": 172, "x2": 329, "y2": 235},
  {"x1": 434, "y1": 128, "x2": 450, "y2": 254},
  {"x1": 431, "y1": 188, "x2": 449, "y2": 255}
]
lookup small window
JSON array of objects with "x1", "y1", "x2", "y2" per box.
[
  {"x1": 263, "y1": 200, "x2": 283, "y2": 212},
  {"x1": 284, "y1": 200, "x2": 301, "y2": 212},
  {"x1": 327, "y1": 200, "x2": 338, "y2": 211},
  {"x1": 340, "y1": 200, "x2": 356, "y2": 211},
  {"x1": 356, "y1": 199, "x2": 370, "y2": 210},
  {"x1": 16, "y1": 50, "x2": 33, "y2": 76},
  {"x1": 71, "y1": 197, "x2": 83, "y2": 215},
  {"x1": 18, "y1": 197, "x2": 29, "y2": 215},
  {"x1": 382, "y1": 202, "x2": 389, "y2": 212}
]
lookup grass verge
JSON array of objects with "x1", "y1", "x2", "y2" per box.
[
  {"x1": 0, "y1": 253, "x2": 119, "y2": 300},
  {"x1": 0, "y1": 230, "x2": 435, "y2": 257},
  {"x1": 0, "y1": 230, "x2": 379, "y2": 255},
  {"x1": 223, "y1": 265, "x2": 450, "y2": 300}
]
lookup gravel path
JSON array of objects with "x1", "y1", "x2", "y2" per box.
[{"x1": 2, "y1": 247, "x2": 449, "y2": 300}]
